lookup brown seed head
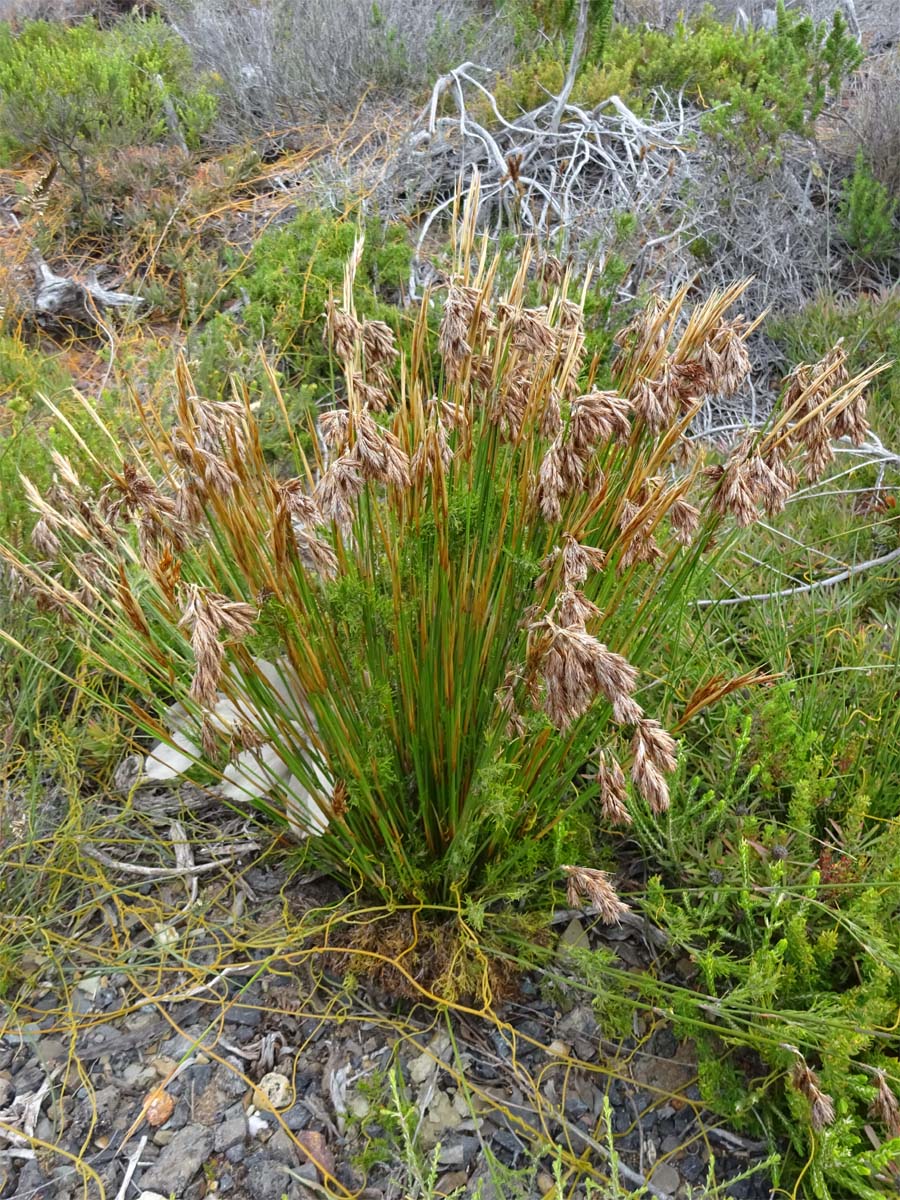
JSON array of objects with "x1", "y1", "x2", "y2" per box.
[
  {"x1": 562, "y1": 865, "x2": 629, "y2": 923},
  {"x1": 561, "y1": 533, "x2": 606, "y2": 588},
  {"x1": 669, "y1": 497, "x2": 701, "y2": 545},
  {"x1": 597, "y1": 751, "x2": 631, "y2": 826},
  {"x1": 570, "y1": 391, "x2": 631, "y2": 451},
  {"x1": 870, "y1": 1072, "x2": 900, "y2": 1137},
  {"x1": 361, "y1": 318, "x2": 398, "y2": 368},
  {"x1": 325, "y1": 299, "x2": 362, "y2": 363},
  {"x1": 791, "y1": 1062, "x2": 835, "y2": 1130},
  {"x1": 316, "y1": 453, "x2": 364, "y2": 530}
]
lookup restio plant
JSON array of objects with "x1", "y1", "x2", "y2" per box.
[
  {"x1": 3, "y1": 183, "x2": 878, "y2": 919},
  {"x1": 0, "y1": 14, "x2": 216, "y2": 193}
]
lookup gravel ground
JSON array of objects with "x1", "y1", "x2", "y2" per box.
[{"x1": 0, "y1": 849, "x2": 776, "y2": 1200}]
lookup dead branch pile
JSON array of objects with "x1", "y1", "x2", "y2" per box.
[{"x1": 386, "y1": 62, "x2": 704, "y2": 270}]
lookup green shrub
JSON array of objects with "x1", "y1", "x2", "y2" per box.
[
  {"x1": 837, "y1": 152, "x2": 899, "y2": 263},
  {"x1": 487, "y1": 4, "x2": 861, "y2": 162},
  {"x1": 0, "y1": 15, "x2": 216, "y2": 191},
  {"x1": 627, "y1": 641, "x2": 900, "y2": 1195},
  {"x1": 188, "y1": 209, "x2": 415, "y2": 451}
]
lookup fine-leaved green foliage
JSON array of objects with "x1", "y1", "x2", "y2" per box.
[
  {"x1": 0, "y1": 15, "x2": 216, "y2": 190},
  {"x1": 838, "y1": 152, "x2": 899, "y2": 263}
]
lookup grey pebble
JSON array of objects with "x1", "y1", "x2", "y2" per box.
[
  {"x1": 242, "y1": 1152, "x2": 297, "y2": 1200},
  {"x1": 138, "y1": 1123, "x2": 214, "y2": 1196},
  {"x1": 226, "y1": 1141, "x2": 247, "y2": 1165},
  {"x1": 215, "y1": 1116, "x2": 248, "y2": 1153},
  {"x1": 649, "y1": 1162, "x2": 681, "y2": 1195},
  {"x1": 215, "y1": 1061, "x2": 249, "y2": 1098}
]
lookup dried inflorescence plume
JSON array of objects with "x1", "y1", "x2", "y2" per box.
[
  {"x1": 439, "y1": 283, "x2": 493, "y2": 379},
  {"x1": 531, "y1": 615, "x2": 639, "y2": 730},
  {"x1": 325, "y1": 297, "x2": 362, "y2": 364},
  {"x1": 178, "y1": 584, "x2": 256, "y2": 708},
  {"x1": 631, "y1": 718, "x2": 677, "y2": 813},
  {"x1": 790, "y1": 1060, "x2": 836, "y2": 1130},
  {"x1": 596, "y1": 751, "x2": 631, "y2": 826},
  {"x1": 870, "y1": 1071, "x2": 900, "y2": 1137},
  {"x1": 562, "y1": 865, "x2": 629, "y2": 924}
]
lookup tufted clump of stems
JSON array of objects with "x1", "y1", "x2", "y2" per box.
[{"x1": 4, "y1": 180, "x2": 879, "y2": 911}]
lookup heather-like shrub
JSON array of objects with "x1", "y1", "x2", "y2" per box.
[
  {"x1": 0, "y1": 15, "x2": 216, "y2": 190},
  {"x1": 838, "y1": 152, "x2": 899, "y2": 264},
  {"x1": 4, "y1": 189, "x2": 875, "y2": 913},
  {"x1": 487, "y1": 3, "x2": 861, "y2": 162}
]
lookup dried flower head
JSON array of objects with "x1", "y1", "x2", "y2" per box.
[
  {"x1": 561, "y1": 534, "x2": 606, "y2": 588},
  {"x1": 556, "y1": 588, "x2": 602, "y2": 628},
  {"x1": 870, "y1": 1071, "x2": 900, "y2": 1137},
  {"x1": 179, "y1": 585, "x2": 256, "y2": 709},
  {"x1": 353, "y1": 410, "x2": 411, "y2": 488},
  {"x1": 325, "y1": 299, "x2": 362, "y2": 363},
  {"x1": 631, "y1": 375, "x2": 675, "y2": 433},
  {"x1": 710, "y1": 317, "x2": 752, "y2": 395},
  {"x1": 710, "y1": 443, "x2": 759, "y2": 527},
  {"x1": 361, "y1": 319, "x2": 398, "y2": 368},
  {"x1": 791, "y1": 1062, "x2": 836, "y2": 1130},
  {"x1": 31, "y1": 515, "x2": 61, "y2": 559},
  {"x1": 439, "y1": 285, "x2": 483, "y2": 378},
  {"x1": 669, "y1": 497, "x2": 701, "y2": 545},
  {"x1": 534, "y1": 617, "x2": 639, "y2": 729},
  {"x1": 630, "y1": 718, "x2": 677, "y2": 813},
  {"x1": 596, "y1": 751, "x2": 631, "y2": 826},
  {"x1": 562, "y1": 865, "x2": 629, "y2": 923},
  {"x1": 536, "y1": 253, "x2": 564, "y2": 289},
  {"x1": 316, "y1": 453, "x2": 364, "y2": 529},
  {"x1": 277, "y1": 480, "x2": 322, "y2": 527},
  {"x1": 570, "y1": 391, "x2": 631, "y2": 451},
  {"x1": 497, "y1": 302, "x2": 556, "y2": 355},
  {"x1": 320, "y1": 408, "x2": 351, "y2": 454}
]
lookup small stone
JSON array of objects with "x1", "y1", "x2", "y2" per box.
[
  {"x1": 408, "y1": 1052, "x2": 434, "y2": 1085},
  {"x1": 420, "y1": 1090, "x2": 463, "y2": 1148},
  {"x1": 151, "y1": 1056, "x2": 179, "y2": 1078},
  {"x1": 215, "y1": 1061, "x2": 249, "y2": 1099},
  {"x1": 436, "y1": 1172, "x2": 468, "y2": 1192},
  {"x1": 558, "y1": 918, "x2": 590, "y2": 951},
  {"x1": 680, "y1": 1153, "x2": 705, "y2": 1183},
  {"x1": 145, "y1": 1088, "x2": 175, "y2": 1128},
  {"x1": 34, "y1": 1038, "x2": 67, "y2": 1063},
  {"x1": 348, "y1": 1093, "x2": 370, "y2": 1119},
  {"x1": 231, "y1": 1004, "x2": 262, "y2": 1029},
  {"x1": 295, "y1": 1129, "x2": 334, "y2": 1179},
  {"x1": 214, "y1": 1115, "x2": 247, "y2": 1153},
  {"x1": 281, "y1": 1101, "x2": 311, "y2": 1131},
  {"x1": 649, "y1": 1162, "x2": 681, "y2": 1195},
  {"x1": 241, "y1": 1152, "x2": 291, "y2": 1200},
  {"x1": 138, "y1": 1124, "x2": 213, "y2": 1196},
  {"x1": 538, "y1": 1171, "x2": 556, "y2": 1195},
  {"x1": 547, "y1": 1039, "x2": 570, "y2": 1058},
  {"x1": 253, "y1": 1072, "x2": 291, "y2": 1112},
  {"x1": 266, "y1": 1128, "x2": 299, "y2": 1164},
  {"x1": 492, "y1": 1127, "x2": 525, "y2": 1166}
]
